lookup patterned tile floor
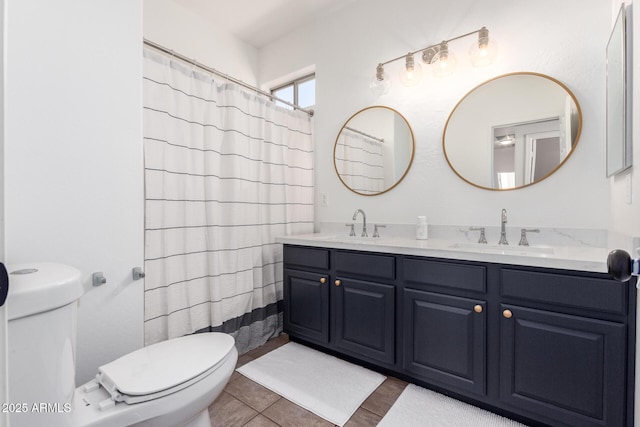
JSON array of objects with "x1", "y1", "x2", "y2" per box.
[{"x1": 208, "y1": 334, "x2": 408, "y2": 427}]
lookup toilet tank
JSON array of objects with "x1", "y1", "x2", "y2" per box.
[{"x1": 6, "y1": 263, "x2": 83, "y2": 427}]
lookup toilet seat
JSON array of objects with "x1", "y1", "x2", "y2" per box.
[{"x1": 94, "y1": 333, "x2": 235, "y2": 406}]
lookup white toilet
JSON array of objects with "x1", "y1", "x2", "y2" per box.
[{"x1": 6, "y1": 263, "x2": 238, "y2": 427}]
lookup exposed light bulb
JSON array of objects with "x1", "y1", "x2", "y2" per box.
[
  {"x1": 399, "y1": 53, "x2": 422, "y2": 87},
  {"x1": 470, "y1": 27, "x2": 498, "y2": 67},
  {"x1": 369, "y1": 64, "x2": 391, "y2": 95},
  {"x1": 432, "y1": 42, "x2": 456, "y2": 78}
]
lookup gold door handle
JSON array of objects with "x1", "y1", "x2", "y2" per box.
[
  {"x1": 335, "y1": 279, "x2": 342, "y2": 286},
  {"x1": 474, "y1": 305, "x2": 483, "y2": 313},
  {"x1": 320, "y1": 277, "x2": 326, "y2": 284},
  {"x1": 503, "y1": 309, "x2": 513, "y2": 319}
]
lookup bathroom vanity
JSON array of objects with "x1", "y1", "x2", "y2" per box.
[{"x1": 279, "y1": 236, "x2": 636, "y2": 427}]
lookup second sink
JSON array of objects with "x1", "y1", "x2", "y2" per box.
[{"x1": 449, "y1": 242, "x2": 554, "y2": 255}]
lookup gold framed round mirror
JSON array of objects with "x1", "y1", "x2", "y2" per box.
[
  {"x1": 334, "y1": 106, "x2": 415, "y2": 196},
  {"x1": 443, "y1": 72, "x2": 582, "y2": 191}
]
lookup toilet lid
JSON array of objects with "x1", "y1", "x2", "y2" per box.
[{"x1": 97, "y1": 332, "x2": 235, "y2": 401}]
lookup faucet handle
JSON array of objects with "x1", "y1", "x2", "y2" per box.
[
  {"x1": 519, "y1": 228, "x2": 540, "y2": 246},
  {"x1": 373, "y1": 224, "x2": 386, "y2": 238},
  {"x1": 345, "y1": 223, "x2": 356, "y2": 237},
  {"x1": 469, "y1": 227, "x2": 488, "y2": 244}
]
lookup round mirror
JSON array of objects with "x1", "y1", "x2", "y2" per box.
[
  {"x1": 443, "y1": 72, "x2": 582, "y2": 190},
  {"x1": 334, "y1": 106, "x2": 415, "y2": 195}
]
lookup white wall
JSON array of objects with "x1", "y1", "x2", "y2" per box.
[
  {"x1": 609, "y1": 0, "x2": 640, "y2": 248},
  {"x1": 260, "y1": 0, "x2": 612, "y2": 231},
  {"x1": 4, "y1": 0, "x2": 144, "y2": 383},
  {"x1": 143, "y1": 0, "x2": 259, "y2": 86}
]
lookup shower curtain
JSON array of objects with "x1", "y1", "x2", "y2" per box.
[
  {"x1": 142, "y1": 48, "x2": 314, "y2": 352},
  {"x1": 334, "y1": 129, "x2": 384, "y2": 194}
]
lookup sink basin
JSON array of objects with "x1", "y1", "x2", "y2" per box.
[
  {"x1": 307, "y1": 234, "x2": 382, "y2": 244},
  {"x1": 449, "y1": 242, "x2": 554, "y2": 255}
]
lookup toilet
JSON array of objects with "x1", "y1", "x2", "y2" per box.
[{"x1": 6, "y1": 263, "x2": 237, "y2": 427}]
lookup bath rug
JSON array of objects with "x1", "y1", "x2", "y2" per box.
[
  {"x1": 236, "y1": 342, "x2": 385, "y2": 426},
  {"x1": 378, "y1": 383, "x2": 527, "y2": 426}
]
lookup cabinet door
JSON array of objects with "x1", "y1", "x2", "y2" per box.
[
  {"x1": 403, "y1": 289, "x2": 486, "y2": 395},
  {"x1": 283, "y1": 269, "x2": 329, "y2": 344},
  {"x1": 500, "y1": 305, "x2": 626, "y2": 427},
  {"x1": 334, "y1": 277, "x2": 395, "y2": 365}
]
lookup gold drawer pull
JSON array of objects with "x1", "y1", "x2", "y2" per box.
[
  {"x1": 335, "y1": 279, "x2": 342, "y2": 286},
  {"x1": 503, "y1": 309, "x2": 513, "y2": 319},
  {"x1": 319, "y1": 277, "x2": 326, "y2": 284},
  {"x1": 474, "y1": 305, "x2": 483, "y2": 313}
]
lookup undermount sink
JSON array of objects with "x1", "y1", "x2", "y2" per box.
[
  {"x1": 449, "y1": 242, "x2": 554, "y2": 255},
  {"x1": 308, "y1": 234, "x2": 382, "y2": 244}
]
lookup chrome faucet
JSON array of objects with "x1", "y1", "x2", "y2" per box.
[
  {"x1": 352, "y1": 209, "x2": 367, "y2": 237},
  {"x1": 498, "y1": 208, "x2": 508, "y2": 245}
]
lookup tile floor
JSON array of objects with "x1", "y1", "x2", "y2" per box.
[{"x1": 208, "y1": 334, "x2": 408, "y2": 427}]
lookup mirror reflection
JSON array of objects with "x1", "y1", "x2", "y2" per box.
[
  {"x1": 443, "y1": 73, "x2": 581, "y2": 190},
  {"x1": 334, "y1": 106, "x2": 414, "y2": 195}
]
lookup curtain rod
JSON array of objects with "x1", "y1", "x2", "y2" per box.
[
  {"x1": 143, "y1": 39, "x2": 314, "y2": 117},
  {"x1": 344, "y1": 126, "x2": 384, "y2": 143}
]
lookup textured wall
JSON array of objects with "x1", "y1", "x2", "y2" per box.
[
  {"x1": 143, "y1": 0, "x2": 259, "y2": 86},
  {"x1": 259, "y1": 0, "x2": 612, "y2": 231}
]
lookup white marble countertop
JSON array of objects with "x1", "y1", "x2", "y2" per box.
[{"x1": 276, "y1": 233, "x2": 613, "y2": 273}]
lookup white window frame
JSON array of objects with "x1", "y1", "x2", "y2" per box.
[{"x1": 271, "y1": 73, "x2": 315, "y2": 108}]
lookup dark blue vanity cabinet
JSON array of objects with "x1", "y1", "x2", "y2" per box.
[
  {"x1": 283, "y1": 246, "x2": 330, "y2": 345},
  {"x1": 333, "y1": 251, "x2": 396, "y2": 365},
  {"x1": 282, "y1": 244, "x2": 636, "y2": 427},
  {"x1": 283, "y1": 246, "x2": 397, "y2": 367},
  {"x1": 499, "y1": 269, "x2": 630, "y2": 427},
  {"x1": 403, "y1": 258, "x2": 487, "y2": 396}
]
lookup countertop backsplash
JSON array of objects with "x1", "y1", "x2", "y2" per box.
[{"x1": 317, "y1": 222, "x2": 611, "y2": 249}]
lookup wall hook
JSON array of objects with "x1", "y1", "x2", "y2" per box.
[
  {"x1": 132, "y1": 267, "x2": 145, "y2": 281},
  {"x1": 92, "y1": 272, "x2": 107, "y2": 286}
]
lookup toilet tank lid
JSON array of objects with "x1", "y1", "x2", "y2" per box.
[
  {"x1": 98, "y1": 333, "x2": 236, "y2": 397},
  {"x1": 6, "y1": 263, "x2": 83, "y2": 321}
]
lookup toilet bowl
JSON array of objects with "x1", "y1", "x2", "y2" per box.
[{"x1": 6, "y1": 263, "x2": 237, "y2": 427}]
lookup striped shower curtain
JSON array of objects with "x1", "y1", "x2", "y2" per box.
[
  {"x1": 334, "y1": 129, "x2": 384, "y2": 194},
  {"x1": 142, "y1": 48, "x2": 314, "y2": 352}
]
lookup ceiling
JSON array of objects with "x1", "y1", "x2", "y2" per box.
[{"x1": 175, "y1": 0, "x2": 354, "y2": 49}]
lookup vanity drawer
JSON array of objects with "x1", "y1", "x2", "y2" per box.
[
  {"x1": 501, "y1": 269, "x2": 626, "y2": 315},
  {"x1": 283, "y1": 245, "x2": 330, "y2": 270},
  {"x1": 404, "y1": 258, "x2": 486, "y2": 293},
  {"x1": 335, "y1": 251, "x2": 395, "y2": 280}
]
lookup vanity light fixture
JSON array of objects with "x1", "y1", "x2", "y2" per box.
[{"x1": 372, "y1": 26, "x2": 497, "y2": 90}]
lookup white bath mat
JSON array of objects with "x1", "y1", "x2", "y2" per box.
[
  {"x1": 236, "y1": 342, "x2": 385, "y2": 426},
  {"x1": 378, "y1": 384, "x2": 528, "y2": 427}
]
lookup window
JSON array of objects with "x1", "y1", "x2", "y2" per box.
[{"x1": 271, "y1": 74, "x2": 315, "y2": 110}]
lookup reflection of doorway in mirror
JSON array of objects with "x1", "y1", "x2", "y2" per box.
[
  {"x1": 525, "y1": 132, "x2": 560, "y2": 184},
  {"x1": 492, "y1": 118, "x2": 561, "y2": 189}
]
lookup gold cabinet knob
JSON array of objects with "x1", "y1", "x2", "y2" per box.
[
  {"x1": 474, "y1": 305, "x2": 483, "y2": 313},
  {"x1": 319, "y1": 277, "x2": 326, "y2": 284},
  {"x1": 335, "y1": 279, "x2": 342, "y2": 286},
  {"x1": 503, "y1": 309, "x2": 513, "y2": 319}
]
